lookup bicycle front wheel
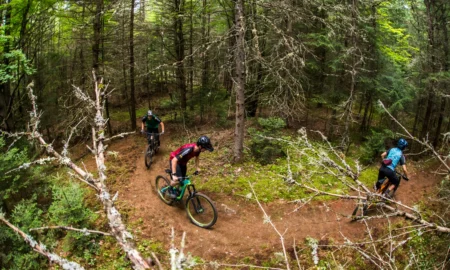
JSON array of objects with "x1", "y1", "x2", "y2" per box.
[
  {"x1": 155, "y1": 175, "x2": 174, "y2": 205},
  {"x1": 145, "y1": 145, "x2": 153, "y2": 169},
  {"x1": 186, "y1": 193, "x2": 217, "y2": 228}
]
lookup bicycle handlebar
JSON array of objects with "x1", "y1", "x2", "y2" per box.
[
  {"x1": 141, "y1": 131, "x2": 164, "y2": 136},
  {"x1": 395, "y1": 171, "x2": 409, "y2": 181}
]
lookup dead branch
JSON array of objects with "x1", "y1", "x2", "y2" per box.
[
  {"x1": 169, "y1": 228, "x2": 196, "y2": 269},
  {"x1": 25, "y1": 72, "x2": 151, "y2": 269},
  {"x1": 103, "y1": 131, "x2": 136, "y2": 142},
  {"x1": 249, "y1": 182, "x2": 292, "y2": 270},
  {"x1": 30, "y1": 226, "x2": 111, "y2": 236},
  {"x1": 5, "y1": 157, "x2": 57, "y2": 174}
]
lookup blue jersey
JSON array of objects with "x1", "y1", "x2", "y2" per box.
[{"x1": 385, "y1": 147, "x2": 405, "y2": 171}]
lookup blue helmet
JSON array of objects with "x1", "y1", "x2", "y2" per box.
[{"x1": 397, "y1": 138, "x2": 408, "y2": 150}]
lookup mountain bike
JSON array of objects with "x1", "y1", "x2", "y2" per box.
[
  {"x1": 351, "y1": 171, "x2": 409, "y2": 220},
  {"x1": 155, "y1": 170, "x2": 218, "y2": 229},
  {"x1": 142, "y1": 132, "x2": 161, "y2": 169}
]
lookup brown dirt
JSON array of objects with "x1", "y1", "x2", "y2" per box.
[{"x1": 100, "y1": 130, "x2": 441, "y2": 265}]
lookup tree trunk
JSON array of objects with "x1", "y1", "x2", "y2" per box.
[
  {"x1": 93, "y1": 0, "x2": 103, "y2": 77},
  {"x1": 433, "y1": 2, "x2": 449, "y2": 147},
  {"x1": 174, "y1": 0, "x2": 187, "y2": 114},
  {"x1": 129, "y1": 0, "x2": 137, "y2": 130},
  {"x1": 188, "y1": 0, "x2": 194, "y2": 111},
  {"x1": 233, "y1": 0, "x2": 246, "y2": 163},
  {"x1": 0, "y1": 0, "x2": 13, "y2": 131},
  {"x1": 200, "y1": 0, "x2": 210, "y2": 122},
  {"x1": 421, "y1": 0, "x2": 436, "y2": 140}
]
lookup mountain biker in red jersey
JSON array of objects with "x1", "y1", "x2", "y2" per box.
[
  {"x1": 375, "y1": 138, "x2": 411, "y2": 198},
  {"x1": 168, "y1": 136, "x2": 214, "y2": 196}
]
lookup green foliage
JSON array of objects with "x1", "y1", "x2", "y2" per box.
[
  {"x1": 359, "y1": 129, "x2": 395, "y2": 164},
  {"x1": 249, "y1": 117, "x2": 287, "y2": 165},
  {"x1": 0, "y1": 50, "x2": 35, "y2": 83},
  {"x1": 0, "y1": 198, "x2": 46, "y2": 269},
  {"x1": 0, "y1": 137, "x2": 30, "y2": 204},
  {"x1": 257, "y1": 117, "x2": 287, "y2": 130},
  {"x1": 48, "y1": 178, "x2": 97, "y2": 227},
  {"x1": 47, "y1": 177, "x2": 100, "y2": 259}
]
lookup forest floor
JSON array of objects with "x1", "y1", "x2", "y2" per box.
[{"x1": 91, "y1": 127, "x2": 442, "y2": 267}]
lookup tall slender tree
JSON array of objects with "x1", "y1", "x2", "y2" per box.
[{"x1": 233, "y1": 0, "x2": 246, "y2": 163}]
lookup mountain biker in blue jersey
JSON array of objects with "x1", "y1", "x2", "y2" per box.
[{"x1": 375, "y1": 138, "x2": 410, "y2": 198}]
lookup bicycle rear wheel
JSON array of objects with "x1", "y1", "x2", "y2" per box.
[
  {"x1": 155, "y1": 175, "x2": 174, "y2": 205},
  {"x1": 145, "y1": 145, "x2": 153, "y2": 169},
  {"x1": 186, "y1": 193, "x2": 217, "y2": 228}
]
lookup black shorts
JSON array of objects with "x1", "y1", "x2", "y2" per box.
[
  {"x1": 378, "y1": 165, "x2": 399, "y2": 187},
  {"x1": 169, "y1": 159, "x2": 187, "y2": 180}
]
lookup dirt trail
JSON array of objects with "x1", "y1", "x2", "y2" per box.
[{"x1": 108, "y1": 133, "x2": 440, "y2": 264}]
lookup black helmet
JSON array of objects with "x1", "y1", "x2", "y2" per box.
[{"x1": 197, "y1": 136, "x2": 214, "y2": 152}]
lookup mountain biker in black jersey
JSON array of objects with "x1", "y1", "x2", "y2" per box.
[
  {"x1": 375, "y1": 138, "x2": 411, "y2": 198},
  {"x1": 141, "y1": 110, "x2": 165, "y2": 146}
]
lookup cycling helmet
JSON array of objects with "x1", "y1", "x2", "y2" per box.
[
  {"x1": 197, "y1": 136, "x2": 214, "y2": 152},
  {"x1": 397, "y1": 138, "x2": 408, "y2": 150},
  {"x1": 147, "y1": 110, "x2": 153, "y2": 116}
]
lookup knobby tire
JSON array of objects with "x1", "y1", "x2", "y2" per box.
[
  {"x1": 155, "y1": 175, "x2": 174, "y2": 206},
  {"x1": 186, "y1": 193, "x2": 217, "y2": 229},
  {"x1": 145, "y1": 144, "x2": 153, "y2": 169}
]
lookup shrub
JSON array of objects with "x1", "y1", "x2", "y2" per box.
[
  {"x1": 249, "y1": 117, "x2": 287, "y2": 165},
  {"x1": 359, "y1": 129, "x2": 395, "y2": 164}
]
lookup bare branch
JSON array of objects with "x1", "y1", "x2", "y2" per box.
[
  {"x1": 103, "y1": 131, "x2": 136, "y2": 142},
  {"x1": 30, "y1": 226, "x2": 111, "y2": 236},
  {"x1": 249, "y1": 181, "x2": 291, "y2": 270},
  {"x1": 6, "y1": 157, "x2": 57, "y2": 174}
]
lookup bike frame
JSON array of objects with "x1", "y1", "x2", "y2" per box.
[
  {"x1": 160, "y1": 175, "x2": 197, "y2": 201},
  {"x1": 352, "y1": 170, "x2": 408, "y2": 220},
  {"x1": 144, "y1": 132, "x2": 160, "y2": 147}
]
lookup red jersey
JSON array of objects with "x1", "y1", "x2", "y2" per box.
[{"x1": 169, "y1": 143, "x2": 199, "y2": 165}]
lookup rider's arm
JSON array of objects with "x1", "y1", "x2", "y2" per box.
[
  {"x1": 171, "y1": 157, "x2": 179, "y2": 181},
  {"x1": 141, "y1": 117, "x2": 146, "y2": 131},
  {"x1": 402, "y1": 164, "x2": 409, "y2": 178},
  {"x1": 160, "y1": 122, "x2": 165, "y2": 133},
  {"x1": 381, "y1": 151, "x2": 387, "y2": 159},
  {"x1": 195, "y1": 155, "x2": 200, "y2": 172}
]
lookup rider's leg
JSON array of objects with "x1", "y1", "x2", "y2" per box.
[
  {"x1": 376, "y1": 166, "x2": 389, "y2": 190},
  {"x1": 169, "y1": 161, "x2": 187, "y2": 187},
  {"x1": 383, "y1": 171, "x2": 400, "y2": 199}
]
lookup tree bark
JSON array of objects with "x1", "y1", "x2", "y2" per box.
[
  {"x1": 93, "y1": 0, "x2": 103, "y2": 77},
  {"x1": 174, "y1": 0, "x2": 187, "y2": 113},
  {"x1": 200, "y1": 0, "x2": 210, "y2": 122},
  {"x1": 129, "y1": 0, "x2": 137, "y2": 130},
  {"x1": 421, "y1": 0, "x2": 436, "y2": 140},
  {"x1": 433, "y1": 1, "x2": 449, "y2": 147},
  {"x1": 0, "y1": 0, "x2": 13, "y2": 131},
  {"x1": 233, "y1": 0, "x2": 246, "y2": 163}
]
